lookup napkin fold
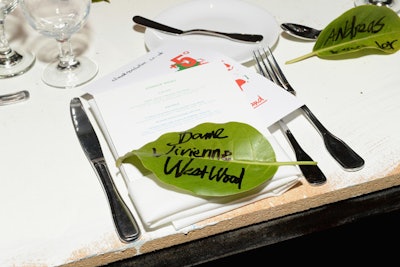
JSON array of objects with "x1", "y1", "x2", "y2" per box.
[
  {"x1": 125, "y1": 137, "x2": 300, "y2": 230},
  {"x1": 85, "y1": 43, "x2": 304, "y2": 230}
]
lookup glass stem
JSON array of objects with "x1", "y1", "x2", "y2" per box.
[
  {"x1": 57, "y1": 39, "x2": 80, "y2": 70},
  {"x1": 369, "y1": 0, "x2": 393, "y2": 6},
  {"x1": 0, "y1": 18, "x2": 11, "y2": 54},
  {"x1": 0, "y1": 15, "x2": 22, "y2": 67}
]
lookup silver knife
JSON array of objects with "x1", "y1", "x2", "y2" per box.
[
  {"x1": 70, "y1": 97, "x2": 140, "y2": 243},
  {"x1": 133, "y1": 15, "x2": 264, "y2": 43},
  {"x1": 0, "y1": 90, "x2": 29, "y2": 106}
]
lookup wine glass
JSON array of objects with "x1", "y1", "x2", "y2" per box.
[
  {"x1": 0, "y1": 0, "x2": 35, "y2": 78},
  {"x1": 19, "y1": 0, "x2": 98, "y2": 88},
  {"x1": 354, "y1": 0, "x2": 400, "y2": 13}
]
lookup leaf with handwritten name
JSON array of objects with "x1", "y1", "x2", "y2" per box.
[
  {"x1": 287, "y1": 5, "x2": 400, "y2": 63},
  {"x1": 116, "y1": 122, "x2": 316, "y2": 197}
]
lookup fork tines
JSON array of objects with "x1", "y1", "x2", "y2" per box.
[{"x1": 253, "y1": 47, "x2": 296, "y2": 95}]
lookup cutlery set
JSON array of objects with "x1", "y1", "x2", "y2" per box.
[
  {"x1": 133, "y1": 15, "x2": 321, "y2": 42},
  {"x1": 253, "y1": 47, "x2": 364, "y2": 184}
]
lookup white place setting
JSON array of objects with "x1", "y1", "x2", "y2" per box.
[{"x1": 1, "y1": 0, "x2": 400, "y2": 266}]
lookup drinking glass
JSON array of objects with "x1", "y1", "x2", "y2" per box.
[
  {"x1": 0, "y1": 0, "x2": 35, "y2": 78},
  {"x1": 354, "y1": 0, "x2": 400, "y2": 13},
  {"x1": 19, "y1": 0, "x2": 98, "y2": 88}
]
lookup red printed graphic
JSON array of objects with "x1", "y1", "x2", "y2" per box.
[
  {"x1": 235, "y1": 79, "x2": 246, "y2": 91},
  {"x1": 170, "y1": 51, "x2": 207, "y2": 70},
  {"x1": 221, "y1": 60, "x2": 248, "y2": 91},
  {"x1": 251, "y1": 95, "x2": 267, "y2": 108},
  {"x1": 222, "y1": 62, "x2": 234, "y2": 71}
]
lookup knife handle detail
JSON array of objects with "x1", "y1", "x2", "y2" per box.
[
  {"x1": 132, "y1": 15, "x2": 264, "y2": 43},
  {"x1": 94, "y1": 160, "x2": 140, "y2": 243}
]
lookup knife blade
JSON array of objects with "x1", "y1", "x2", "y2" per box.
[
  {"x1": 133, "y1": 15, "x2": 264, "y2": 43},
  {"x1": 70, "y1": 97, "x2": 140, "y2": 243}
]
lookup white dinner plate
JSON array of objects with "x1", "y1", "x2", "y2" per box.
[{"x1": 144, "y1": 0, "x2": 280, "y2": 63}]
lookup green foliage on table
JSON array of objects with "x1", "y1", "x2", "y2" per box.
[
  {"x1": 92, "y1": 0, "x2": 110, "y2": 3},
  {"x1": 116, "y1": 122, "x2": 316, "y2": 197},
  {"x1": 287, "y1": 5, "x2": 400, "y2": 63}
]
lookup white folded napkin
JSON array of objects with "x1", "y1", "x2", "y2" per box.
[
  {"x1": 85, "y1": 43, "x2": 304, "y2": 230},
  {"x1": 125, "y1": 136, "x2": 300, "y2": 230}
]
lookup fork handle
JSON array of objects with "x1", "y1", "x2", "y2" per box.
[
  {"x1": 301, "y1": 105, "x2": 365, "y2": 171},
  {"x1": 279, "y1": 121, "x2": 326, "y2": 185}
]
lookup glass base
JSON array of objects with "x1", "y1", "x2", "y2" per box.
[
  {"x1": 0, "y1": 50, "x2": 36, "y2": 78},
  {"x1": 354, "y1": 0, "x2": 400, "y2": 13},
  {"x1": 42, "y1": 56, "x2": 98, "y2": 88}
]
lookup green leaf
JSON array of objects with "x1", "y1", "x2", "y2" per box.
[
  {"x1": 117, "y1": 122, "x2": 316, "y2": 197},
  {"x1": 287, "y1": 5, "x2": 400, "y2": 63},
  {"x1": 92, "y1": 0, "x2": 110, "y2": 3}
]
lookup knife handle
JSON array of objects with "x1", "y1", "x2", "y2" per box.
[{"x1": 94, "y1": 160, "x2": 140, "y2": 243}]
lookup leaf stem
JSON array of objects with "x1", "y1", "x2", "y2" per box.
[
  {"x1": 233, "y1": 160, "x2": 318, "y2": 166},
  {"x1": 285, "y1": 52, "x2": 317, "y2": 64}
]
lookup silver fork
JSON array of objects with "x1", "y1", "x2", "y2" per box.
[
  {"x1": 253, "y1": 49, "x2": 326, "y2": 186},
  {"x1": 254, "y1": 47, "x2": 365, "y2": 171}
]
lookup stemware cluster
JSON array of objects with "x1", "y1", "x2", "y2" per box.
[
  {"x1": 1, "y1": 0, "x2": 97, "y2": 88},
  {"x1": 0, "y1": 0, "x2": 35, "y2": 78}
]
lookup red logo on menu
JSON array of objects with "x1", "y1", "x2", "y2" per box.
[
  {"x1": 251, "y1": 95, "x2": 267, "y2": 108},
  {"x1": 170, "y1": 51, "x2": 207, "y2": 70}
]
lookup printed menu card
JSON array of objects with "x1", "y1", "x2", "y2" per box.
[{"x1": 83, "y1": 43, "x2": 304, "y2": 230}]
